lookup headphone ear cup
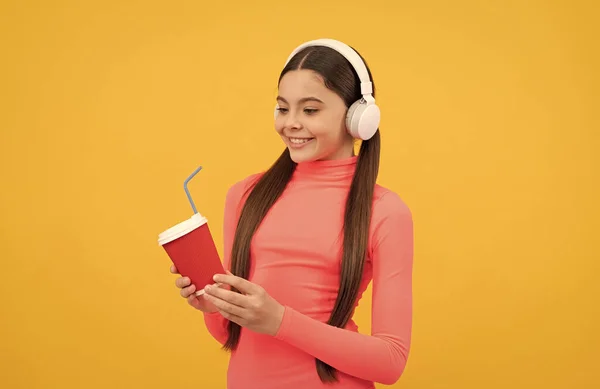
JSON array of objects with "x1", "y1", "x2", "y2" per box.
[{"x1": 346, "y1": 99, "x2": 380, "y2": 140}]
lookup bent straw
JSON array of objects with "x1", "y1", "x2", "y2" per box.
[{"x1": 184, "y1": 166, "x2": 202, "y2": 214}]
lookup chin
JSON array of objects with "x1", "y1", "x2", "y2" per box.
[{"x1": 288, "y1": 149, "x2": 318, "y2": 163}]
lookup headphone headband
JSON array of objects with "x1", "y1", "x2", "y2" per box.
[{"x1": 284, "y1": 39, "x2": 373, "y2": 96}]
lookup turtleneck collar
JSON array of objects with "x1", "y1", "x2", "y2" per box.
[{"x1": 293, "y1": 155, "x2": 358, "y2": 182}]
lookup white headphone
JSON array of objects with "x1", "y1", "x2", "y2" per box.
[{"x1": 274, "y1": 38, "x2": 380, "y2": 141}]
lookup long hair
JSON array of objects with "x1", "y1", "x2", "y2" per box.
[{"x1": 223, "y1": 44, "x2": 381, "y2": 383}]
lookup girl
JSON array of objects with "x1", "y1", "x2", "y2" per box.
[{"x1": 170, "y1": 38, "x2": 413, "y2": 389}]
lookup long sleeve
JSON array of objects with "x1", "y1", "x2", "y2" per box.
[
  {"x1": 203, "y1": 177, "x2": 254, "y2": 344},
  {"x1": 273, "y1": 191, "x2": 414, "y2": 385}
]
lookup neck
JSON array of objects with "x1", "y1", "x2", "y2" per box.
[
  {"x1": 294, "y1": 155, "x2": 357, "y2": 182},
  {"x1": 323, "y1": 138, "x2": 355, "y2": 161}
]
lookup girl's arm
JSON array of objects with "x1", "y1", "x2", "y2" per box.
[{"x1": 274, "y1": 191, "x2": 414, "y2": 385}]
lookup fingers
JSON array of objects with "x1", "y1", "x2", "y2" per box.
[
  {"x1": 175, "y1": 276, "x2": 191, "y2": 289},
  {"x1": 216, "y1": 307, "x2": 245, "y2": 326},
  {"x1": 203, "y1": 292, "x2": 246, "y2": 319},
  {"x1": 170, "y1": 264, "x2": 179, "y2": 274},
  {"x1": 204, "y1": 284, "x2": 249, "y2": 308},
  {"x1": 180, "y1": 283, "x2": 196, "y2": 298},
  {"x1": 213, "y1": 274, "x2": 257, "y2": 295},
  {"x1": 174, "y1": 276, "x2": 196, "y2": 298}
]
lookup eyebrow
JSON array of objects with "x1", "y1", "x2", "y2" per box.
[{"x1": 276, "y1": 96, "x2": 324, "y2": 104}]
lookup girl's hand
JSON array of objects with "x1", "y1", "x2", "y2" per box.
[
  {"x1": 170, "y1": 264, "x2": 219, "y2": 314},
  {"x1": 203, "y1": 272, "x2": 285, "y2": 336}
]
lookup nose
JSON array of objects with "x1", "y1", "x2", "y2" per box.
[{"x1": 282, "y1": 111, "x2": 302, "y2": 131}]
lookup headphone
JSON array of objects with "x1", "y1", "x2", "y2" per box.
[{"x1": 274, "y1": 38, "x2": 380, "y2": 141}]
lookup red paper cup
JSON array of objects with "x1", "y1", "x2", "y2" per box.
[{"x1": 158, "y1": 213, "x2": 225, "y2": 296}]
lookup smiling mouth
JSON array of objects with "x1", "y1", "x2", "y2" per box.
[{"x1": 288, "y1": 137, "x2": 314, "y2": 145}]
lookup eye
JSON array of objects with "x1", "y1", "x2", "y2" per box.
[
  {"x1": 276, "y1": 107, "x2": 289, "y2": 114},
  {"x1": 304, "y1": 108, "x2": 318, "y2": 115}
]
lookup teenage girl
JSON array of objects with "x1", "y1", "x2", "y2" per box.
[{"x1": 170, "y1": 38, "x2": 414, "y2": 389}]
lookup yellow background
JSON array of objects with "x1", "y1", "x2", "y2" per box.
[{"x1": 1, "y1": 1, "x2": 598, "y2": 388}]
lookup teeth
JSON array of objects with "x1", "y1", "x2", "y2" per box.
[{"x1": 290, "y1": 137, "x2": 312, "y2": 144}]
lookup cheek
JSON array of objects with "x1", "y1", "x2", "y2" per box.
[
  {"x1": 311, "y1": 118, "x2": 346, "y2": 143},
  {"x1": 274, "y1": 119, "x2": 284, "y2": 134}
]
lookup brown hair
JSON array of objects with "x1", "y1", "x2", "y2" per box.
[{"x1": 224, "y1": 44, "x2": 381, "y2": 383}]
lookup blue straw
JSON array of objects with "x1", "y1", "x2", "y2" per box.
[{"x1": 184, "y1": 166, "x2": 202, "y2": 214}]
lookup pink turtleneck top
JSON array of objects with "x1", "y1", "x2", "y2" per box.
[{"x1": 202, "y1": 156, "x2": 414, "y2": 389}]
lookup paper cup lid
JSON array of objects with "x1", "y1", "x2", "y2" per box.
[{"x1": 158, "y1": 213, "x2": 207, "y2": 246}]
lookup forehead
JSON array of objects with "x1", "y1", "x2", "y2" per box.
[{"x1": 278, "y1": 69, "x2": 329, "y2": 98}]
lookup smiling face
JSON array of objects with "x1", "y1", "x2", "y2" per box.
[{"x1": 275, "y1": 69, "x2": 355, "y2": 163}]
